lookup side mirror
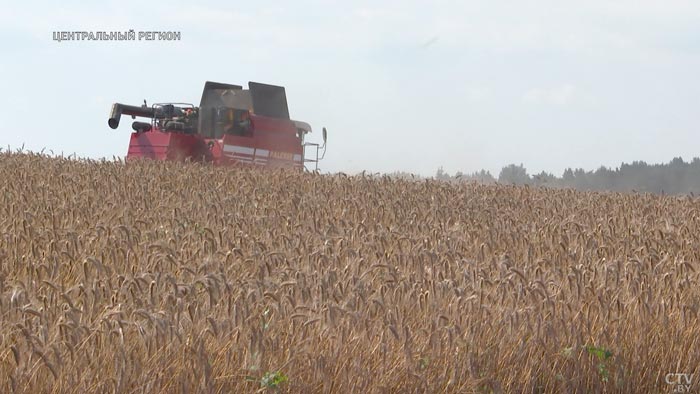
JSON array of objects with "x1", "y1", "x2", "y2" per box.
[{"x1": 322, "y1": 127, "x2": 327, "y2": 144}]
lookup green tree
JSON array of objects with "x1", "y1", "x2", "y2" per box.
[{"x1": 498, "y1": 164, "x2": 530, "y2": 185}]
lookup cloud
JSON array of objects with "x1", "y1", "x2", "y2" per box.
[
  {"x1": 353, "y1": 7, "x2": 388, "y2": 22},
  {"x1": 420, "y1": 36, "x2": 440, "y2": 49},
  {"x1": 523, "y1": 84, "x2": 576, "y2": 106},
  {"x1": 465, "y1": 87, "x2": 491, "y2": 103}
]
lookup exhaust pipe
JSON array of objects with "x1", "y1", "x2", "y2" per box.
[{"x1": 108, "y1": 103, "x2": 156, "y2": 129}]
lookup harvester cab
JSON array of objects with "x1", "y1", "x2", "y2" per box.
[{"x1": 107, "y1": 81, "x2": 327, "y2": 170}]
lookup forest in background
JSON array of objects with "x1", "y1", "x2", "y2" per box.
[{"x1": 429, "y1": 157, "x2": 700, "y2": 195}]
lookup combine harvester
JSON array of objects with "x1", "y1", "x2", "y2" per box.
[{"x1": 108, "y1": 81, "x2": 327, "y2": 170}]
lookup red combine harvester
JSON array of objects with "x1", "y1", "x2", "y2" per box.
[{"x1": 108, "y1": 81, "x2": 326, "y2": 170}]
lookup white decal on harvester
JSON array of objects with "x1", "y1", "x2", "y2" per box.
[
  {"x1": 222, "y1": 145, "x2": 299, "y2": 166},
  {"x1": 223, "y1": 145, "x2": 255, "y2": 155},
  {"x1": 223, "y1": 145, "x2": 270, "y2": 165}
]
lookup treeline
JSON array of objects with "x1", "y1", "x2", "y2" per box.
[{"x1": 432, "y1": 157, "x2": 700, "y2": 195}]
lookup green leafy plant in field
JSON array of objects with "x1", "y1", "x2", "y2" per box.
[
  {"x1": 260, "y1": 371, "x2": 288, "y2": 389},
  {"x1": 559, "y1": 345, "x2": 623, "y2": 388},
  {"x1": 244, "y1": 308, "x2": 281, "y2": 389},
  {"x1": 585, "y1": 345, "x2": 613, "y2": 382},
  {"x1": 418, "y1": 356, "x2": 430, "y2": 370},
  {"x1": 245, "y1": 370, "x2": 288, "y2": 391}
]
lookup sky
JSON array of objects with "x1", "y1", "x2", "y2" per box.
[{"x1": 1, "y1": 1, "x2": 699, "y2": 177}]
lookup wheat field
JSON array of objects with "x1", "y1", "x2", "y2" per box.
[{"x1": 1, "y1": 152, "x2": 699, "y2": 393}]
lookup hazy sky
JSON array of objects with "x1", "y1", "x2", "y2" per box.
[{"x1": 1, "y1": 1, "x2": 699, "y2": 176}]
